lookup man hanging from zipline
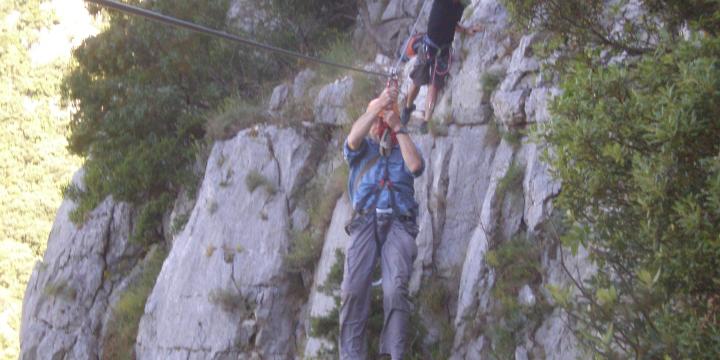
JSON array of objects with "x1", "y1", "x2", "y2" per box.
[
  {"x1": 401, "y1": 0, "x2": 483, "y2": 133},
  {"x1": 340, "y1": 80, "x2": 424, "y2": 359}
]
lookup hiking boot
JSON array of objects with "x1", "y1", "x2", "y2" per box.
[
  {"x1": 419, "y1": 121, "x2": 429, "y2": 134},
  {"x1": 400, "y1": 104, "x2": 415, "y2": 126}
]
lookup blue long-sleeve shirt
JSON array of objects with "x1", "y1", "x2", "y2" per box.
[{"x1": 344, "y1": 138, "x2": 424, "y2": 215}]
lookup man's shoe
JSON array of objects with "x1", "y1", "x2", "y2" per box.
[
  {"x1": 419, "y1": 121, "x2": 429, "y2": 134},
  {"x1": 400, "y1": 104, "x2": 415, "y2": 126}
]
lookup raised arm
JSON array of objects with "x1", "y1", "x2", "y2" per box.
[
  {"x1": 383, "y1": 111, "x2": 423, "y2": 174},
  {"x1": 347, "y1": 86, "x2": 398, "y2": 150}
]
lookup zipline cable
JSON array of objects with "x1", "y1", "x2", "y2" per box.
[{"x1": 85, "y1": 0, "x2": 391, "y2": 78}]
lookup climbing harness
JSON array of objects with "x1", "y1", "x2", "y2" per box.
[
  {"x1": 391, "y1": 0, "x2": 432, "y2": 73},
  {"x1": 419, "y1": 34, "x2": 454, "y2": 86}
]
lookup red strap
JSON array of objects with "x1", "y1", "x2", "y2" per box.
[{"x1": 379, "y1": 179, "x2": 393, "y2": 188}]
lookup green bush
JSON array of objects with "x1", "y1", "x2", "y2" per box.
[
  {"x1": 285, "y1": 165, "x2": 347, "y2": 274},
  {"x1": 131, "y1": 194, "x2": 173, "y2": 245},
  {"x1": 102, "y1": 246, "x2": 168, "y2": 360},
  {"x1": 540, "y1": 35, "x2": 720, "y2": 358},
  {"x1": 481, "y1": 69, "x2": 505, "y2": 95},
  {"x1": 482, "y1": 235, "x2": 546, "y2": 359},
  {"x1": 285, "y1": 230, "x2": 323, "y2": 273},
  {"x1": 500, "y1": 1, "x2": 720, "y2": 356},
  {"x1": 416, "y1": 275, "x2": 456, "y2": 359},
  {"x1": 496, "y1": 160, "x2": 524, "y2": 197},
  {"x1": 269, "y1": 0, "x2": 357, "y2": 56},
  {"x1": 63, "y1": 0, "x2": 293, "y2": 241},
  {"x1": 0, "y1": 1, "x2": 84, "y2": 355},
  {"x1": 204, "y1": 96, "x2": 269, "y2": 141}
]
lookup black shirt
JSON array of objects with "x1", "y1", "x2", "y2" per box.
[{"x1": 427, "y1": 0, "x2": 465, "y2": 47}]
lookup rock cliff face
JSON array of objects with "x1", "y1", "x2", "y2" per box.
[
  {"x1": 20, "y1": 171, "x2": 142, "y2": 359},
  {"x1": 21, "y1": 0, "x2": 590, "y2": 358}
]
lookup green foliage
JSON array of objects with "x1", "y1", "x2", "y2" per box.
[
  {"x1": 132, "y1": 194, "x2": 173, "y2": 245},
  {"x1": 170, "y1": 211, "x2": 191, "y2": 235},
  {"x1": 269, "y1": 0, "x2": 357, "y2": 56},
  {"x1": 0, "y1": 1, "x2": 84, "y2": 357},
  {"x1": 315, "y1": 36, "x2": 360, "y2": 83},
  {"x1": 502, "y1": 0, "x2": 720, "y2": 59},
  {"x1": 62, "y1": 0, "x2": 363, "y2": 245},
  {"x1": 416, "y1": 275, "x2": 456, "y2": 359},
  {"x1": 501, "y1": 0, "x2": 654, "y2": 57},
  {"x1": 496, "y1": 160, "x2": 524, "y2": 197},
  {"x1": 63, "y1": 0, "x2": 294, "y2": 237},
  {"x1": 501, "y1": 128, "x2": 524, "y2": 148},
  {"x1": 539, "y1": 34, "x2": 720, "y2": 357},
  {"x1": 483, "y1": 235, "x2": 547, "y2": 359},
  {"x1": 0, "y1": 240, "x2": 36, "y2": 359},
  {"x1": 102, "y1": 246, "x2": 168, "y2": 360},
  {"x1": 318, "y1": 249, "x2": 345, "y2": 296},
  {"x1": 481, "y1": 69, "x2": 505, "y2": 95},
  {"x1": 485, "y1": 236, "x2": 542, "y2": 300},
  {"x1": 204, "y1": 96, "x2": 269, "y2": 141},
  {"x1": 244, "y1": 170, "x2": 277, "y2": 196},
  {"x1": 643, "y1": 0, "x2": 720, "y2": 35},
  {"x1": 346, "y1": 73, "x2": 382, "y2": 124},
  {"x1": 285, "y1": 230, "x2": 323, "y2": 273},
  {"x1": 285, "y1": 165, "x2": 347, "y2": 274},
  {"x1": 509, "y1": 2, "x2": 720, "y2": 357}
]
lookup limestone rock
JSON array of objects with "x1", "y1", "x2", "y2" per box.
[
  {"x1": 24, "y1": 1, "x2": 600, "y2": 358},
  {"x1": 135, "y1": 126, "x2": 319, "y2": 359},
  {"x1": 491, "y1": 88, "x2": 530, "y2": 127},
  {"x1": 518, "y1": 284, "x2": 536, "y2": 307},
  {"x1": 314, "y1": 76, "x2": 354, "y2": 125},
  {"x1": 292, "y1": 69, "x2": 317, "y2": 100},
  {"x1": 303, "y1": 196, "x2": 352, "y2": 358},
  {"x1": 268, "y1": 83, "x2": 289, "y2": 113},
  {"x1": 21, "y1": 170, "x2": 140, "y2": 360}
]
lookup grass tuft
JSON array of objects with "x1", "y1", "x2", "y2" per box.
[
  {"x1": 481, "y1": 69, "x2": 506, "y2": 95},
  {"x1": 496, "y1": 160, "x2": 524, "y2": 197},
  {"x1": 102, "y1": 246, "x2": 168, "y2": 360},
  {"x1": 284, "y1": 165, "x2": 348, "y2": 274},
  {"x1": 428, "y1": 119, "x2": 450, "y2": 138},
  {"x1": 482, "y1": 234, "x2": 550, "y2": 358},
  {"x1": 43, "y1": 280, "x2": 77, "y2": 301},
  {"x1": 205, "y1": 96, "x2": 270, "y2": 141},
  {"x1": 208, "y1": 288, "x2": 251, "y2": 314},
  {"x1": 245, "y1": 170, "x2": 277, "y2": 196}
]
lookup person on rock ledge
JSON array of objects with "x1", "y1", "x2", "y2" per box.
[
  {"x1": 340, "y1": 81, "x2": 424, "y2": 359},
  {"x1": 401, "y1": 0, "x2": 484, "y2": 133}
]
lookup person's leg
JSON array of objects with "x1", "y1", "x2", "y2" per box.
[
  {"x1": 339, "y1": 216, "x2": 378, "y2": 360},
  {"x1": 400, "y1": 83, "x2": 419, "y2": 126},
  {"x1": 421, "y1": 50, "x2": 448, "y2": 131},
  {"x1": 404, "y1": 48, "x2": 430, "y2": 126},
  {"x1": 423, "y1": 83, "x2": 439, "y2": 124},
  {"x1": 405, "y1": 83, "x2": 420, "y2": 110},
  {"x1": 378, "y1": 220, "x2": 417, "y2": 360}
]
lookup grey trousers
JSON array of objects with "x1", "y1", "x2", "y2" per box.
[{"x1": 339, "y1": 213, "x2": 418, "y2": 360}]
